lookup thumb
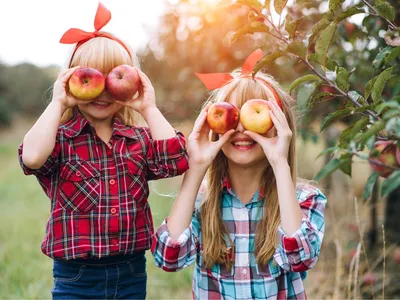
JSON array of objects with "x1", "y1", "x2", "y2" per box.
[
  {"x1": 216, "y1": 129, "x2": 235, "y2": 148},
  {"x1": 244, "y1": 130, "x2": 263, "y2": 143}
]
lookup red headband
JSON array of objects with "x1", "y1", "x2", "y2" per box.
[
  {"x1": 195, "y1": 49, "x2": 282, "y2": 108},
  {"x1": 60, "y1": 2, "x2": 131, "y2": 63}
]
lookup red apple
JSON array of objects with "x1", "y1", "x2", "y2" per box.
[
  {"x1": 240, "y1": 99, "x2": 273, "y2": 134},
  {"x1": 369, "y1": 140, "x2": 399, "y2": 178},
  {"x1": 396, "y1": 146, "x2": 400, "y2": 165},
  {"x1": 106, "y1": 65, "x2": 140, "y2": 101},
  {"x1": 207, "y1": 102, "x2": 239, "y2": 134},
  {"x1": 393, "y1": 247, "x2": 400, "y2": 264},
  {"x1": 68, "y1": 67, "x2": 105, "y2": 100},
  {"x1": 362, "y1": 272, "x2": 377, "y2": 286}
]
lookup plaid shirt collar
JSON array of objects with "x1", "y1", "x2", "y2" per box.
[
  {"x1": 221, "y1": 176, "x2": 265, "y2": 202},
  {"x1": 61, "y1": 108, "x2": 138, "y2": 140}
]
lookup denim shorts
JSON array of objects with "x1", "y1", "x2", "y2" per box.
[{"x1": 52, "y1": 252, "x2": 147, "y2": 299}]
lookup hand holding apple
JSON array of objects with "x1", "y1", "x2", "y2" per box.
[
  {"x1": 106, "y1": 65, "x2": 140, "y2": 101},
  {"x1": 115, "y1": 68, "x2": 157, "y2": 116},
  {"x1": 243, "y1": 100, "x2": 292, "y2": 167},
  {"x1": 68, "y1": 67, "x2": 106, "y2": 101},
  {"x1": 206, "y1": 102, "x2": 239, "y2": 134},
  {"x1": 189, "y1": 102, "x2": 235, "y2": 168}
]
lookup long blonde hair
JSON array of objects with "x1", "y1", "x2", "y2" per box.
[
  {"x1": 201, "y1": 70, "x2": 297, "y2": 269},
  {"x1": 59, "y1": 36, "x2": 142, "y2": 126}
]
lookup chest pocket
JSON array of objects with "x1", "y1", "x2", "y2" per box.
[{"x1": 58, "y1": 160, "x2": 100, "y2": 213}]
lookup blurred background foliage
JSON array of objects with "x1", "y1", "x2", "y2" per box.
[{"x1": 1, "y1": 0, "x2": 400, "y2": 298}]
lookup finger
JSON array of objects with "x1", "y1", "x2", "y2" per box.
[
  {"x1": 243, "y1": 130, "x2": 264, "y2": 144},
  {"x1": 58, "y1": 66, "x2": 80, "y2": 84},
  {"x1": 216, "y1": 129, "x2": 235, "y2": 147},
  {"x1": 269, "y1": 100, "x2": 286, "y2": 122},
  {"x1": 192, "y1": 109, "x2": 208, "y2": 134},
  {"x1": 269, "y1": 110, "x2": 284, "y2": 131}
]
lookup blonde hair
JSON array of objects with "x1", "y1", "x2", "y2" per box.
[
  {"x1": 200, "y1": 70, "x2": 297, "y2": 269},
  {"x1": 59, "y1": 36, "x2": 142, "y2": 126}
]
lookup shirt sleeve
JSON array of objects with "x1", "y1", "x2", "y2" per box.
[
  {"x1": 18, "y1": 141, "x2": 60, "y2": 177},
  {"x1": 273, "y1": 186, "x2": 327, "y2": 272},
  {"x1": 151, "y1": 194, "x2": 202, "y2": 272},
  {"x1": 145, "y1": 130, "x2": 189, "y2": 180}
]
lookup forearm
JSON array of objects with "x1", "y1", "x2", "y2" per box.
[
  {"x1": 22, "y1": 101, "x2": 65, "y2": 169},
  {"x1": 167, "y1": 163, "x2": 207, "y2": 240},
  {"x1": 142, "y1": 107, "x2": 176, "y2": 140},
  {"x1": 273, "y1": 161, "x2": 303, "y2": 236}
]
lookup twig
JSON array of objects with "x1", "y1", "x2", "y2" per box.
[
  {"x1": 351, "y1": 151, "x2": 400, "y2": 172},
  {"x1": 362, "y1": 0, "x2": 398, "y2": 30},
  {"x1": 382, "y1": 225, "x2": 386, "y2": 300},
  {"x1": 333, "y1": 239, "x2": 343, "y2": 300},
  {"x1": 353, "y1": 242, "x2": 362, "y2": 299}
]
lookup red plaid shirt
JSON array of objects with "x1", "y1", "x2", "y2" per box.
[{"x1": 18, "y1": 108, "x2": 189, "y2": 260}]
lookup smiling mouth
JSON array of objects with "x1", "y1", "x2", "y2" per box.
[
  {"x1": 91, "y1": 101, "x2": 111, "y2": 106},
  {"x1": 232, "y1": 141, "x2": 256, "y2": 147}
]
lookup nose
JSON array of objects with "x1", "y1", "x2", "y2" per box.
[{"x1": 235, "y1": 119, "x2": 245, "y2": 132}]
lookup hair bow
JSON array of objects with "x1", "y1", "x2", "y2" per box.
[
  {"x1": 60, "y1": 2, "x2": 131, "y2": 59},
  {"x1": 195, "y1": 49, "x2": 282, "y2": 108}
]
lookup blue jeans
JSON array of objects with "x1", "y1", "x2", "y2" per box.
[{"x1": 52, "y1": 252, "x2": 147, "y2": 299}]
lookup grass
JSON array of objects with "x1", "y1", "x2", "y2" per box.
[{"x1": 0, "y1": 143, "x2": 193, "y2": 299}]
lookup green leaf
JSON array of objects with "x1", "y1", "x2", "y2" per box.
[
  {"x1": 316, "y1": 146, "x2": 337, "y2": 159},
  {"x1": 373, "y1": 46, "x2": 392, "y2": 70},
  {"x1": 381, "y1": 170, "x2": 400, "y2": 198},
  {"x1": 274, "y1": 0, "x2": 288, "y2": 14},
  {"x1": 384, "y1": 46, "x2": 400, "y2": 65},
  {"x1": 236, "y1": 0, "x2": 262, "y2": 11},
  {"x1": 336, "y1": 68, "x2": 351, "y2": 92},
  {"x1": 336, "y1": 7, "x2": 365, "y2": 23},
  {"x1": 309, "y1": 19, "x2": 331, "y2": 45},
  {"x1": 351, "y1": 116, "x2": 370, "y2": 137},
  {"x1": 252, "y1": 51, "x2": 286, "y2": 76},
  {"x1": 314, "y1": 157, "x2": 351, "y2": 181},
  {"x1": 376, "y1": 100, "x2": 400, "y2": 114},
  {"x1": 382, "y1": 109, "x2": 400, "y2": 120},
  {"x1": 315, "y1": 23, "x2": 338, "y2": 67},
  {"x1": 338, "y1": 125, "x2": 355, "y2": 147},
  {"x1": 365, "y1": 77, "x2": 378, "y2": 100},
  {"x1": 285, "y1": 15, "x2": 305, "y2": 40},
  {"x1": 372, "y1": 66, "x2": 395, "y2": 104},
  {"x1": 289, "y1": 74, "x2": 320, "y2": 93},
  {"x1": 363, "y1": 172, "x2": 380, "y2": 200},
  {"x1": 320, "y1": 107, "x2": 354, "y2": 131},
  {"x1": 250, "y1": 21, "x2": 270, "y2": 33},
  {"x1": 329, "y1": 0, "x2": 344, "y2": 13},
  {"x1": 356, "y1": 120, "x2": 386, "y2": 145},
  {"x1": 286, "y1": 42, "x2": 306, "y2": 59},
  {"x1": 375, "y1": 0, "x2": 395, "y2": 22},
  {"x1": 308, "y1": 53, "x2": 339, "y2": 71},
  {"x1": 339, "y1": 153, "x2": 352, "y2": 176},
  {"x1": 308, "y1": 92, "x2": 333, "y2": 108}
]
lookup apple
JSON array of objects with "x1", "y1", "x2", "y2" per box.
[
  {"x1": 396, "y1": 146, "x2": 400, "y2": 165},
  {"x1": 362, "y1": 272, "x2": 377, "y2": 286},
  {"x1": 393, "y1": 247, "x2": 400, "y2": 265},
  {"x1": 369, "y1": 140, "x2": 399, "y2": 178},
  {"x1": 240, "y1": 99, "x2": 272, "y2": 134},
  {"x1": 68, "y1": 67, "x2": 105, "y2": 100},
  {"x1": 106, "y1": 65, "x2": 140, "y2": 101},
  {"x1": 207, "y1": 102, "x2": 239, "y2": 134}
]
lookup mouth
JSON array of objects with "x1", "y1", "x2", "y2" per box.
[
  {"x1": 91, "y1": 100, "x2": 113, "y2": 108},
  {"x1": 231, "y1": 139, "x2": 257, "y2": 149}
]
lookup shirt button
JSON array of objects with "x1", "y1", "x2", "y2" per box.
[
  {"x1": 241, "y1": 237, "x2": 247, "y2": 243},
  {"x1": 110, "y1": 208, "x2": 117, "y2": 214},
  {"x1": 242, "y1": 269, "x2": 248, "y2": 275},
  {"x1": 76, "y1": 171, "x2": 81, "y2": 177},
  {"x1": 110, "y1": 179, "x2": 115, "y2": 185}
]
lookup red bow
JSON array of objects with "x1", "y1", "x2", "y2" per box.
[
  {"x1": 195, "y1": 49, "x2": 282, "y2": 108},
  {"x1": 60, "y1": 2, "x2": 131, "y2": 58}
]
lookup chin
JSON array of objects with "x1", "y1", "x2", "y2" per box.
[
  {"x1": 79, "y1": 102, "x2": 121, "y2": 121},
  {"x1": 222, "y1": 147, "x2": 266, "y2": 167}
]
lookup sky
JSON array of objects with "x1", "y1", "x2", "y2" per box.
[{"x1": 0, "y1": 0, "x2": 166, "y2": 67}]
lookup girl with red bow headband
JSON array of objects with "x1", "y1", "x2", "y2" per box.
[
  {"x1": 152, "y1": 49, "x2": 327, "y2": 299},
  {"x1": 18, "y1": 3, "x2": 189, "y2": 299}
]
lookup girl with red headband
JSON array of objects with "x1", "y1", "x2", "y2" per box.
[
  {"x1": 17, "y1": 3, "x2": 188, "y2": 299},
  {"x1": 152, "y1": 49, "x2": 327, "y2": 299}
]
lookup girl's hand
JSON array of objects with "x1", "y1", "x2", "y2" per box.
[
  {"x1": 116, "y1": 68, "x2": 156, "y2": 115},
  {"x1": 52, "y1": 66, "x2": 89, "y2": 110},
  {"x1": 188, "y1": 103, "x2": 235, "y2": 169},
  {"x1": 244, "y1": 101, "x2": 292, "y2": 168}
]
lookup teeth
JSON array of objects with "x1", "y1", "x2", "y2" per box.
[
  {"x1": 93, "y1": 101, "x2": 109, "y2": 105},
  {"x1": 233, "y1": 141, "x2": 255, "y2": 146}
]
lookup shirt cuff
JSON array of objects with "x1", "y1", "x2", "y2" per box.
[{"x1": 18, "y1": 143, "x2": 57, "y2": 176}]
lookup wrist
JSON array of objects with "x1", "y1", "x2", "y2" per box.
[
  {"x1": 140, "y1": 105, "x2": 158, "y2": 119},
  {"x1": 50, "y1": 100, "x2": 68, "y2": 115},
  {"x1": 188, "y1": 160, "x2": 209, "y2": 174},
  {"x1": 271, "y1": 158, "x2": 290, "y2": 171}
]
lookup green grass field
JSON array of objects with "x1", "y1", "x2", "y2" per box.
[{"x1": 0, "y1": 143, "x2": 193, "y2": 299}]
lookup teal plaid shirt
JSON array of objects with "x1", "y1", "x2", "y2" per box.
[{"x1": 152, "y1": 180, "x2": 327, "y2": 299}]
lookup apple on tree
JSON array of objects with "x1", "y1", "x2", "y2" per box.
[
  {"x1": 369, "y1": 140, "x2": 400, "y2": 178},
  {"x1": 68, "y1": 67, "x2": 105, "y2": 100},
  {"x1": 240, "y1": 99, "x2": 273, "y2": 134},
  {"x1": 106, "y1": 65, "x2": 140, "y2": 101},
  {"x1": 206, "y1": 102, "x2": 239, "y2": 134}
]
